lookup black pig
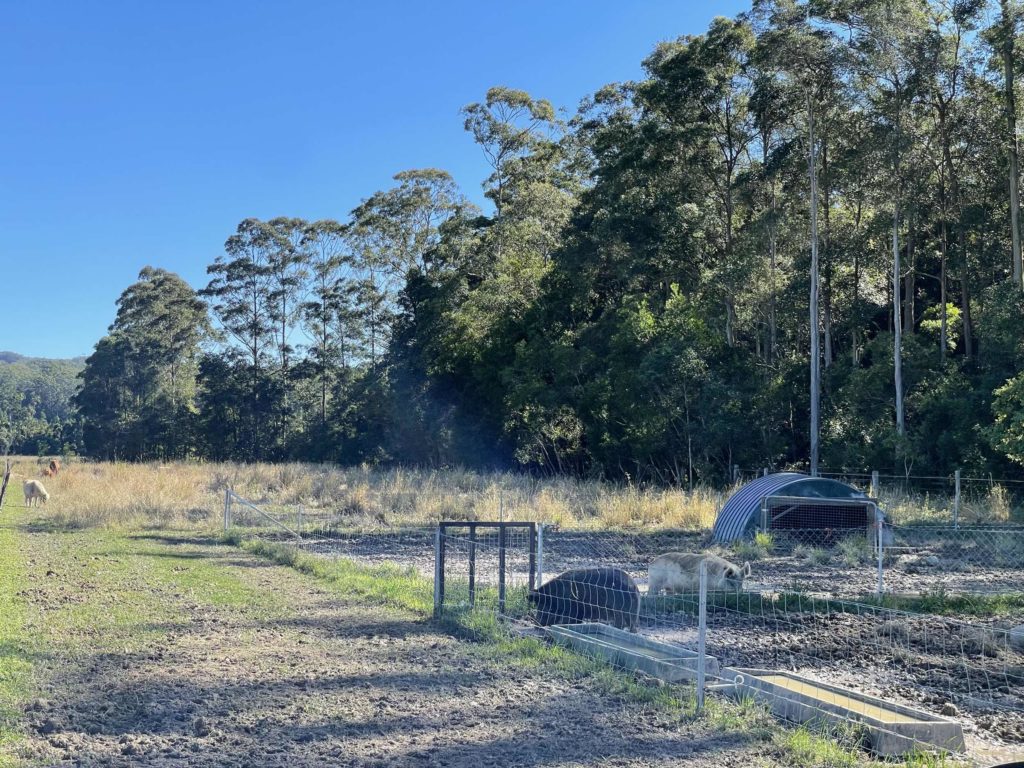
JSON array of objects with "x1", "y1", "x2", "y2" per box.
[{"x1": 527, "y1": 567, "x2": 640, "y2": 632}]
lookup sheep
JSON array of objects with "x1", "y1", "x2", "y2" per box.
[
  {"x1": 647, "y1": 552, "x2": 751, "y2": 596},
  {"x1": 48, "y1": 458, "x2": 61, "y2": 476},
  {"x1": 23, "y1": 479, "x2": 50, "y2": 507}
]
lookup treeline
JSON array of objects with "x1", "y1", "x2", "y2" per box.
[
  {"x1": 0, "y1": 352, "x2": 83, "y2": 454},
  {"x1": 75, "y1": 0, "x2": 1024, "y2": 482}
]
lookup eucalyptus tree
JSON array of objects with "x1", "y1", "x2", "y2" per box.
[
  {"x1": 838, "y1": 0, "x2": 932, "y2": 441},
  {"x1": 348, "y1": 169, "x2": 465, "y2": 368},
  {"x1": 987, "y1": 0, "x2": 1023, "y2": 286},
  {"x1": 462, "y1": 87, "x2": 560, "y2": 262},
  {"x1": 76, "y1": 267, "x2": 207, "y2": 459},
  {"x1": 751, "y1": 0, "x2": 844, "y2": 474},
  {"x1": 202, "y1": 219, "x2": 280, "y2": 458},
  {"x1": 462, "y1": 87, "x2": 558, "y2": 217},
  {"x1": 643, "y1": 17, "x2": 757, "y2": 347},
  {"x1": 920, "y1": 0, "x2": 987, "y2": 359},
  {"x1": 300, "y1": 219, "x2": 352, "y2": 429},
  {"x1": 265, "y1": 217, "x2": 310, "y2": 374}
]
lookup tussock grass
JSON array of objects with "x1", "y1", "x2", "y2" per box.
[
  {"x1": 6, "y1": 457, "x2": 721, "y2": 531},
  {"x1": 734, "y1": 531, "x2": 774, "y2": 561}
]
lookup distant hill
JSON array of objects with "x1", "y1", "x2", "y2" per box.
[{"x1": 0, "y1": 352, "x2": 85, "y2": 453}]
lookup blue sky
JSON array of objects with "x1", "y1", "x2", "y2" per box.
[{"x1": 1, "y1": 0, "x2": 748, "y2": 359}]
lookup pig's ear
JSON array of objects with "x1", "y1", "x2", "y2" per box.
[{"x1": 742, "y1": 562, "x2": 752, "y2": 577}]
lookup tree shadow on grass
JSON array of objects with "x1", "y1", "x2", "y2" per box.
[
  {"x1": 18, "y1": 518, "x2": 91, "y2": 534},
  {"x1": 127, "y1": 532, "x2": 222, "y2": 547}
]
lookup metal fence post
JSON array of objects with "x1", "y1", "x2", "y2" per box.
[
  {"x1": 953, "y1": 469, "x2": 961, "y2": 529},
  {"x1": 871, "y1": 470, "x2": 880, "y2": 499},
  {"x1": 433, "y1": 526, "x2": 444, "y2": 619},
  {"x1": 527, "y1": 522, "x2": 537, "y2": 591},
  {"x1": 468, "y1": 523, "x2": 477, "y2": 607},
  {"x1": 297, "y1": 505, "x2": 304, "y2": 540},
  {"x1": 875, "y1": 505, "x2": 885, "y2": 597},
  {"x1": 498, "y1": 525, "x2": 507, "y2": 614},
  {"x1": 536, "y1": 523, "x2": 545, "y2": 587},
  {"x1": 223, "y1": 488, "x2": 231, "y2": 532},
  {"x1": 696, "y1": 559, "x2": 707, "y2": 714}
]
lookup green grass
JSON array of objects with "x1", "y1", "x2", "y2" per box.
[
  {"x1": 235, "y1": 536, "x2": 433, "y2": 615},
  {"x1": 0, "y1": 493, "x2": 32, "y2": 766},
  {"x1": 775, "y1": 724, "x2": 861, "y2": 768},
  {"x1": 871, "y1": 588, "x2": 1024, "y2": 618}
]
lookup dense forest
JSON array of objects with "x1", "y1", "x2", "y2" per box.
[
  {"x1": 69, "y1": 0, "x2": 1024, "y2": 483},
  {"x1": 0, "y1": 352, "x2": 83, "y2": 455}
]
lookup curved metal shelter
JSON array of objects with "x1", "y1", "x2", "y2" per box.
[{"x1": 712, "y1": 472, "x2": 867, "y2": 543}]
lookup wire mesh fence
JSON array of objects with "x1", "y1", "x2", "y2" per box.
[
  {"x1": 738, "y1": 467, "x2": 1024, "y2": 528},
  {"x1": 222, "y1": 488, "x2": 1024, "y2": 762}
]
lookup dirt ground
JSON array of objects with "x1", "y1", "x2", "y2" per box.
[
  {"x1": 8, "y1": 524, "x2": 798, "y2": 768},
  {"x1": 297, "y1": 528, "x2": 1024, "y2": 764}
]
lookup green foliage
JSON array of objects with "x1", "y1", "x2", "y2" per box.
[
  {"x1": 990, "y1": 372, "x2": 1024, "y2": 464},
  {"x1": 59, "y1": 1, "x2": 1024, "y2": 485},
  {"x1": 76, "y1": 267, "x2": 207, "y2": 460},
  {"x1": 0, "y1": 353, "x2": 83, "y2": 454}
]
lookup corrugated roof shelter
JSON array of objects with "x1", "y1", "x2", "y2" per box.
[{"x1": 712, "y1": 472, "x2": 869, "y2": 543}]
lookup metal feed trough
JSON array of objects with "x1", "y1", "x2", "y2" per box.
[
  {"x1": 713, "y1": 667, "x2": 965, "y2": 756},
  {"x1": 545, "y1": 623, "x2": 720, "y2": 683}
]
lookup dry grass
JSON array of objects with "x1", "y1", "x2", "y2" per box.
[
  {"x1": 2, "y1": 457, "x2": 721, "y2": 531},
  {"x1": 881, "y1": 483, "x2": 1019, "y2": 526},
  {"x1": 8, "y1": 457, "x2": 1014, "y2": 533}
]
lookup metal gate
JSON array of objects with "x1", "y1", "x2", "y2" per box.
[{"x1": 433, "y1": 521, "x2": 537, "y2": 618}]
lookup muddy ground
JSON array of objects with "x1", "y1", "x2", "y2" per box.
[
  {"x1": 296, "y1": 527, "x2": 1024, "y2": 762},
  {"x1": 9, "y1": 525, "x2": 804, "y2": 768},
  {"x1": 646, "y1": 609, "x2": 1024, "y2": 758}
]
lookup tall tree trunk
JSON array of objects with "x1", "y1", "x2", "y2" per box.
[
  {"x1": 940, "y1": 218, "x2": 948, "y2": 362},
  {"x1": 807, "y1": 91, "x2": 821, "y2": 476},
  {"x1": 1003, "y1": 0, "x2": 1023, "y2": 287},
  {"x1": 822, "y1": 137, "x2": 833, "y2": 369},
  {"x1": 903, "y1": 221, "x2": 916, "y2": 335},
  {"x1": 852, "y1": 199, "x2": 863, "y2": 366},
  {"x1": 725, "y1": 297, "x2": 736, "y2": 347},
  {"x1": 893, "y1": 209, "x2": 905, "y2": 437},
  {"x1": 769, "y1": 231, "x2": 778, "y2": 363},
  {"x1": 960, "y1": 225, "x2": 974, "y2": 359}
]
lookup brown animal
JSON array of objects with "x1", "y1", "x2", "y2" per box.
[
  {"x1": 48, "y1": 458, "x2": 61, "y2": 476},
  {"x1": 42, "y1": 468, "x2": 52, "y2": 477}
]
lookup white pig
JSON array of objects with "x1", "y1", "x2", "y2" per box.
[{"x1": 647, "y1": 552, "x2": 751, "y2": 595}]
